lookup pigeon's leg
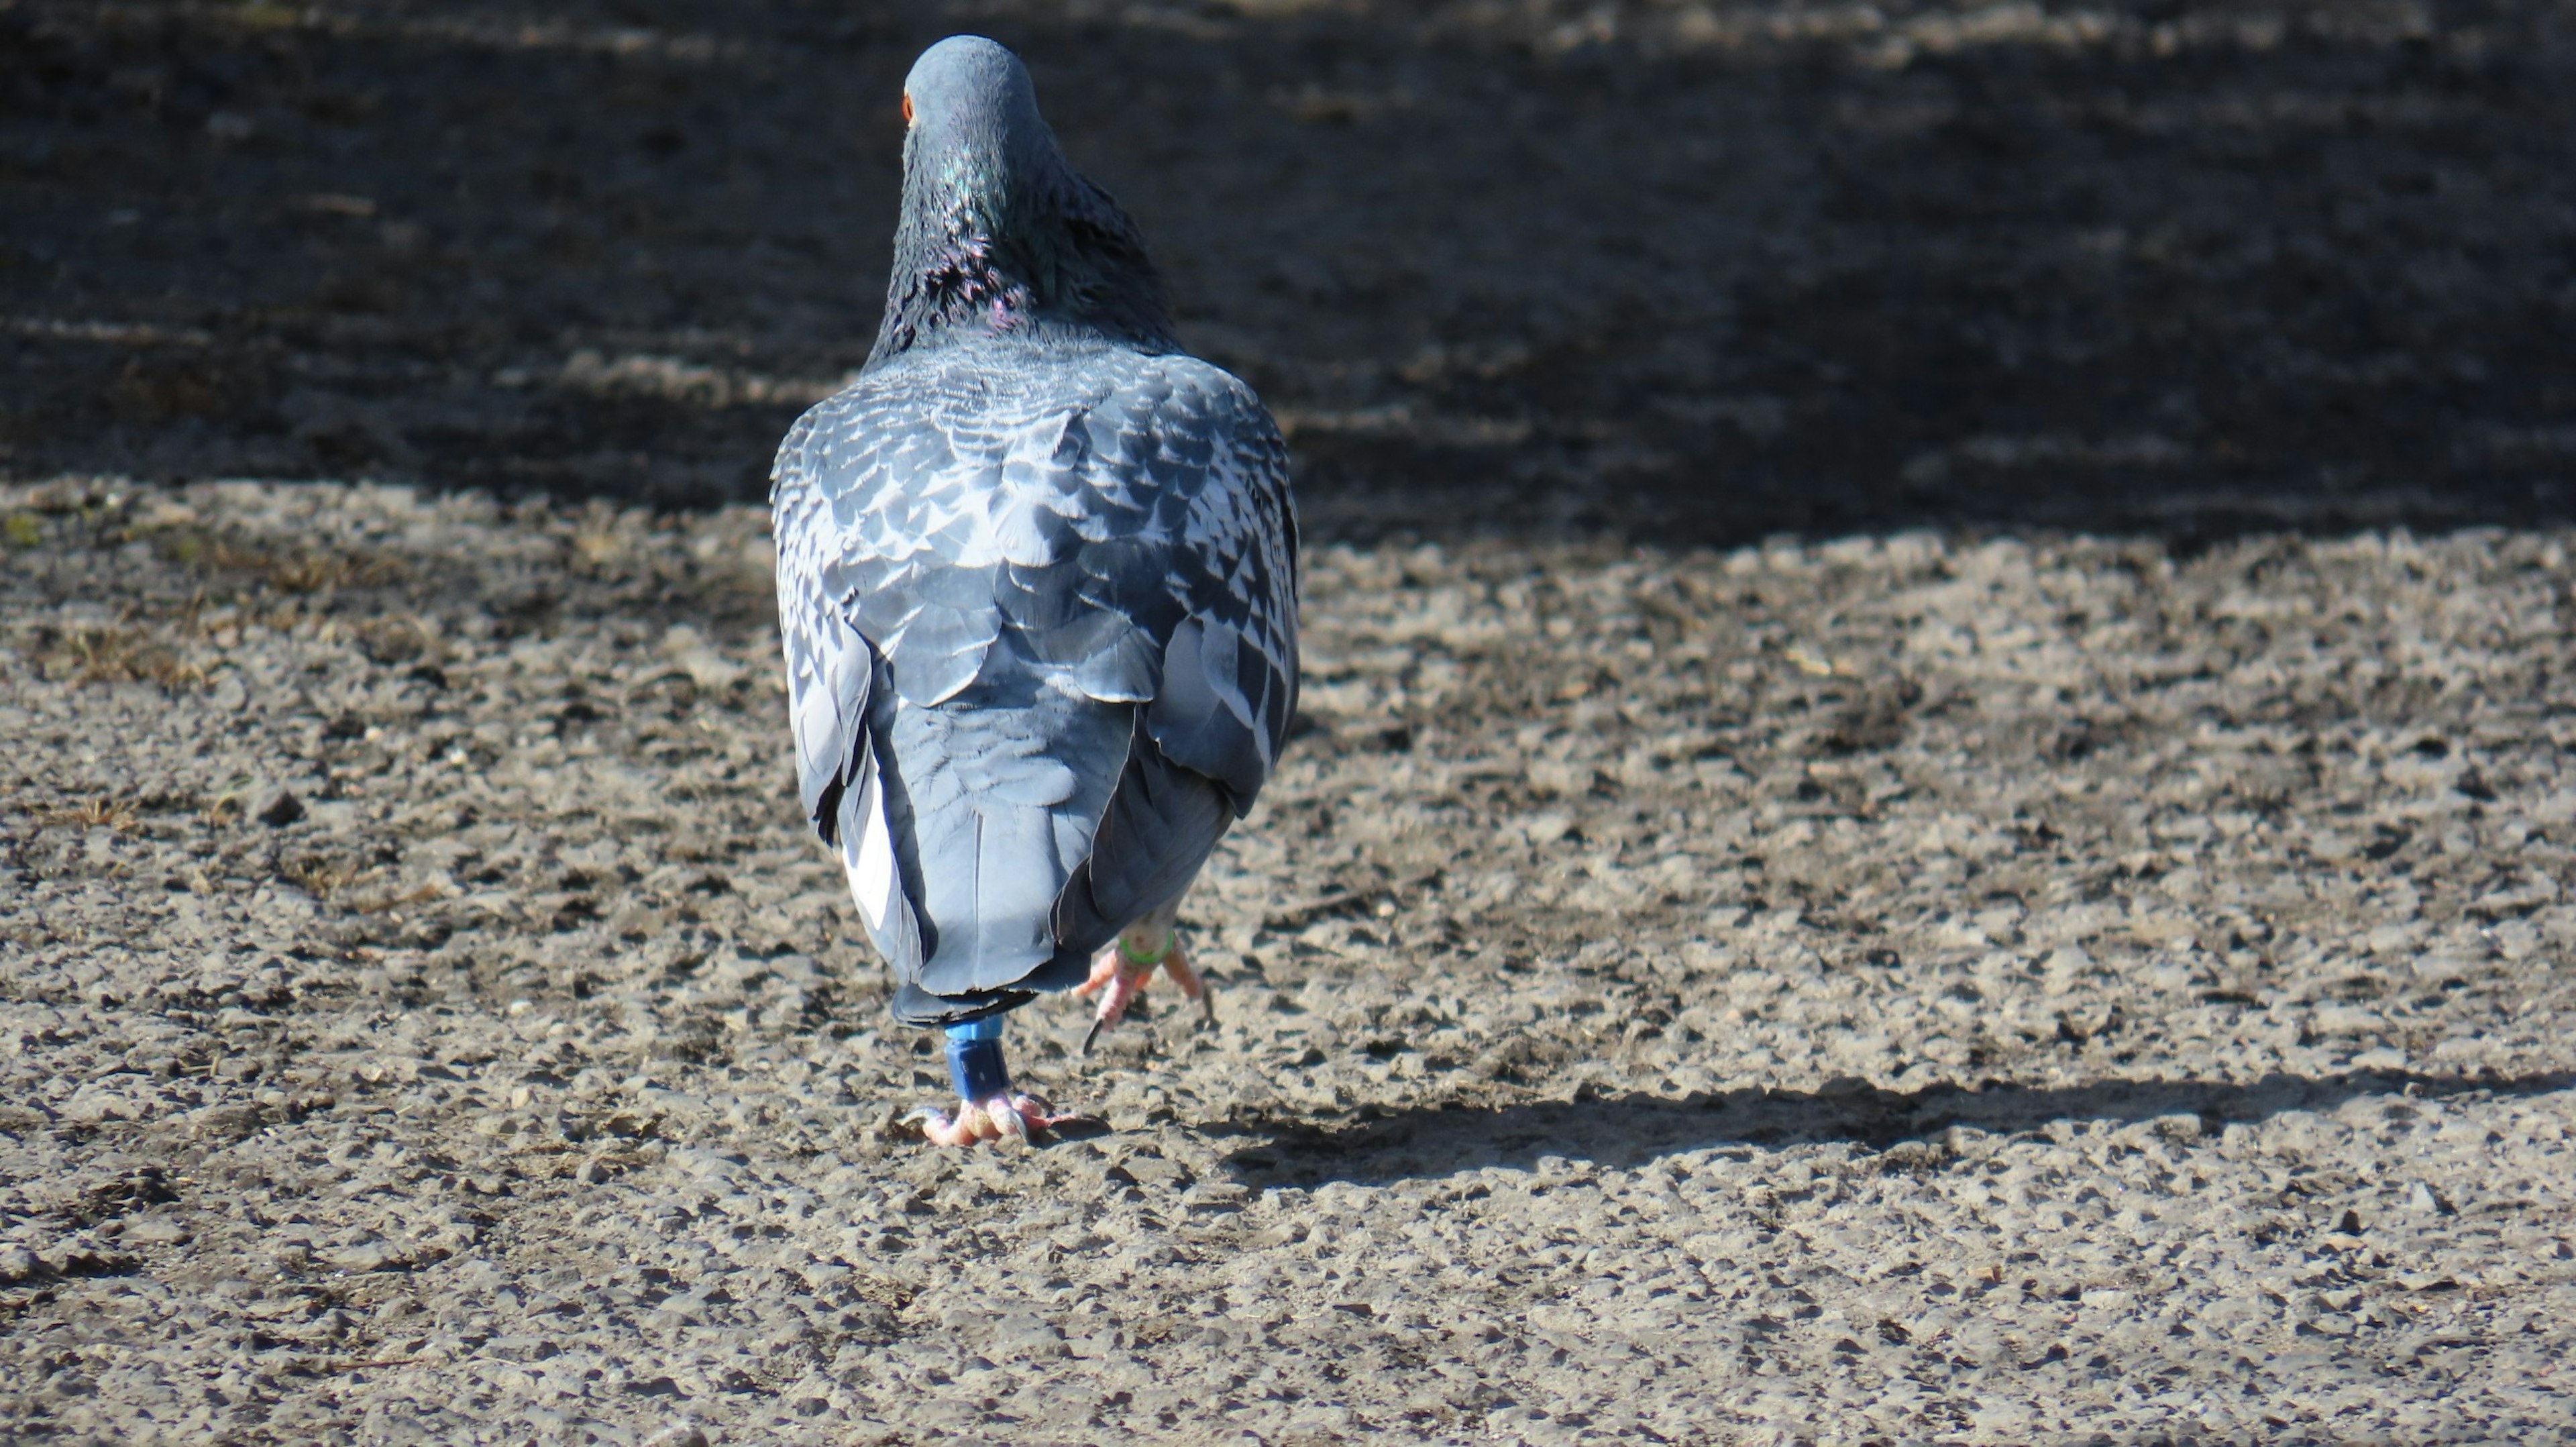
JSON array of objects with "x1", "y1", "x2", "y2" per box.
[
  {"x1": 907, "y1": 1016, "x2": 1074, "y2": 1147},
  {"x1": 1075, "y1": 904, "x2": 1214, "y2": 1054}
]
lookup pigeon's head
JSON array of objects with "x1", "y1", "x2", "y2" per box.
[
  {"x1": 899, "y1": 36, "x2": 1044, "y2": 166},
  {"x1": 871, "y1": 36, "x2": 1174, "y2": 366}
]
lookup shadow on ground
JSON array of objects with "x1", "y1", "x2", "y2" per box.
[
  {"x1": 4, "y1": 0, "x2": 2573, "y2": 545},
  {"x1": 1219, "y1": 1070, "x2": 2576, "y2": 1187}
]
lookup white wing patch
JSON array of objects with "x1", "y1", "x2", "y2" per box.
[{"x1": 845, "y1": 762, "x2": 901, "y2": 934}]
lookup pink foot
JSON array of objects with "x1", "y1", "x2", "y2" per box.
[
  {"x1": 1074, "y1": 934, "x2": 1214, "y2": 1053},
  {"x1": 908, "y1": 1093, "x2": 1077, "y2": 1147}
]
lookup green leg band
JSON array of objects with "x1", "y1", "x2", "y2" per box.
[{"x1": 1118, "y1": 930, "x2": 1173, "y2": 967}]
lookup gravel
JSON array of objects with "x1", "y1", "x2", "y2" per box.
[{"x1": 4, "y1": 477, "x2": 2573, "y2": 1444}]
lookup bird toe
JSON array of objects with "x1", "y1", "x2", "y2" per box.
[
  {"x1": 987, "y1": 1097, "x2": 1030, "y2": 1146},
  {"x1": 912, "y1": 1103, "x2": 975, "y2": 1147},
  {"x1": 912, "y1": 1093, "x2": 1083, "y2": 1147}
]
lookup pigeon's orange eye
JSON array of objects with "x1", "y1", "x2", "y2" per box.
[{"x1": 901, "y1": 94, "x2": 914, "y2": 125}]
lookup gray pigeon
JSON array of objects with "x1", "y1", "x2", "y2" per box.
[{"x1": 769, "y1": 36, "x2": 1299, "y2": 1145}]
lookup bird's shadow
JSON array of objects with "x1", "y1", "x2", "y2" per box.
[{"x1": 1214, "y1": 1069, "x2": 2575, "y2": 1189}]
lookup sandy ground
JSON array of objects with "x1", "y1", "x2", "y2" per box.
[{"x1": 3, "y1": 476, "x2": 2574, "y2": 1444}]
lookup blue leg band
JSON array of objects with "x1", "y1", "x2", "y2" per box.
[{"x1": 945, "y1": 1018, "x2": 1011, "y2": 1102}]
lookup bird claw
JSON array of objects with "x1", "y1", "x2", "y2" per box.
[
  {"x1": 908, "y1": 1093, "x2": 1074, "y2": 1147},
  {"x1": 1077, "y1": 934, "x2": 1212, "y2": 1055}
]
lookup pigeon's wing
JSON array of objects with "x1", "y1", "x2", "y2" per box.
[
  {"x1": 1142, "y1": 362, "x2": 1301, "y2": 813},
  {"x1": 1049, "y1": 715, "x2": 1234, "y2": 958},
  {"x1": 1069, "y1": 355, "x2": 1300, "y2": 810},
  {"x1": 1046, "y1": 355, "x2": 1300, "y2": 953},
  {"x1": 771, "y1": 403, "x2": 930, "y2": 982}
]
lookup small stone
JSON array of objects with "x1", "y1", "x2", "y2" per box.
[
  {"x1": 1181, "y1": 1181, "x2": 1248, "y2": 1214},
  {"x1": 122, "y1": 1218, "x2": 190, "y2": 1247},
  {"x1": 329, "y1": 1242, "x2": 402, "y2": 1273},
  {"x1": 2150, "y1": 1113, "x2": 2204, "y2": 1143}
]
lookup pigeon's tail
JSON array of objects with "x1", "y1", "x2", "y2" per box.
[
  {"x1": 870, "y1": 706, "x2": 1236, "y2": 1030},
  {"x1": 869, "y1": 679, "x2": 1129, "y2": 1024}
]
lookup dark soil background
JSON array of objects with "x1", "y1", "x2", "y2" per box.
[{"x1": 5, "y1": 0, "x2": 2573, "y2": 543}]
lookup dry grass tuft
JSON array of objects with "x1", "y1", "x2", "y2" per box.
[
  {"x1": 28, "y1": 623, "x2": 204, "y2": 689},
  {"x1": 33, "y1": 796, "x2": 140, "y2": 832},
  {"x1": 282, "y1": 853, "x2": 371, "y2": 900},
  {"x1": 146, "y1": 523, "x2": 397, "y2": 595}
]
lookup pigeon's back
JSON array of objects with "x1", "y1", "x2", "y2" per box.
[{"x1": 772, "y1": 332, "x2": 1297, "y2": 1024}]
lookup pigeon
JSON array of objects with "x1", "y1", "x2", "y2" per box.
[{"x1": 769, "y1": 36, "x2": 1299, "y2": 1145}]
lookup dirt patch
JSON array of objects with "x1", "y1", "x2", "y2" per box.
[{"x1": 4, "y1": 478, "x2": 2573, "y2": 1442}]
